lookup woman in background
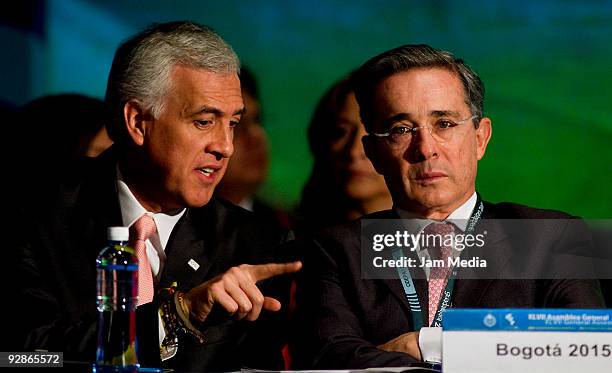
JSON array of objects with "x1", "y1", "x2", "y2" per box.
[{"x1": 297, "y1": 75, "x2": 392, "y2": 233}]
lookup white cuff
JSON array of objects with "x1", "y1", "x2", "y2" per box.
[
  {"x1": 158, "y1": 310, "x2": 177, "y2": 361},
  {"x1": 419, "y1": 326, "x2": 442, "y2": 363}
]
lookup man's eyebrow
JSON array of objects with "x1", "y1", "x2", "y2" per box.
[
  {"x1": 381, "y1": 113, "x2": 413, "y2": 128},
  {"x1": 191, "y1": 106, "x2": 246, "y2": 117},
  {"x1": 430, "y1": 110, "x2": 461, "y2": 118}
]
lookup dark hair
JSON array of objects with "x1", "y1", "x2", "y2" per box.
[
  {"x1": 297, "y1": 75, "x2": 358, "y2": 232},
  {"x1": 307, "y1": 75, "x2": 354, "y2": 159},
  {"x1": 20, "y1": 94, "x2": 108, "y2": 159},
  {"x1": 353, "y1": 44, "x2": 484, "y2": 132},
  {"x1": 105, "y1": 21, "x2": 239, "y2": 146},
  {"x1": 239, "y1": 66, "x2": 259, "y2": 100}
]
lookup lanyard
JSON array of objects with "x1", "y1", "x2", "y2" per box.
[{"x1": 393, "y1": 200, "x2": 484, "y2": 328}]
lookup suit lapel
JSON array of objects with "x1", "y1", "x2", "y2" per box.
[
  {"x1": 160, "y1": 201, "x2": 231, "y2": 291},
  {"x1": 161, "y1": 210, "x2": 208, "y2": 290},
  {"x1": 79, "y1": 162, "x2": 123, "y2": 239},
  {"x1": 454, "y1": 202, "x2": 514, "y2": 307},
  {"x1": 372, "y1": 210, "x2": 430, "y2": 327}
]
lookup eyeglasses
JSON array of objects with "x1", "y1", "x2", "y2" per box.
[{"x1": 369, "y1": 115, "x2": 477, "y2": 148}]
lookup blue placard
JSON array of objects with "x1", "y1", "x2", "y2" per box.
[{"x1": 443, "y1": 309, "x2": 612, "y2": 332}]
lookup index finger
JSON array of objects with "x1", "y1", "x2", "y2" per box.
[{"x1": 247, "y1": 261, "x2": 302, "y2": 281}]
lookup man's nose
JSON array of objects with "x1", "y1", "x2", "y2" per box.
[
  {"x1": 409, "y1": 125, "x2": 438, "y2": 162},
  {"x1": 207, "y1": 123, "x2": 234, "y2": 160}
]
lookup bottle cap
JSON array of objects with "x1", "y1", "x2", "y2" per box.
[{"x1": 107, "y1": 226, "x2": 129, "y2": 241}]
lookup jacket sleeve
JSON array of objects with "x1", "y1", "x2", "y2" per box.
[
  {"x1": 291, "y1": 236, "x2": 419, "y2": 369},
  {"x1": 9, "y1": 214, "x2": 98, "y2": 360}
]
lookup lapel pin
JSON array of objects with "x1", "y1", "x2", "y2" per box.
[{"x1": 187, "y1": 259, "x2": 200, "y2": 271}]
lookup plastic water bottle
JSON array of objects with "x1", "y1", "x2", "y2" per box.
[{"x1": 94, "y1": 227, "x2": 139, "y2": 373}]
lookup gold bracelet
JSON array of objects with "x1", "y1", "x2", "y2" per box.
[
  {"x1": 157, "y1": 285, "x2": 205, "y2": 345},
  {"x1": 174, "y1": 291, "x2": 205, "y2": 344},
  {"x1": 177, "y1": 291, "x2": 190, "y2": 318}
]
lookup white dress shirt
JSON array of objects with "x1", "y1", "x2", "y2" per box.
[
  {"x1": 395, "y1": 192, "x2": 477, "y2": 363},
  {"x1": 116, "y1": 166, "x2": 186, "y2": 359}
]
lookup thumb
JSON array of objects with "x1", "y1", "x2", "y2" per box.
[{"x1": 262, "y1": 296, "x2": 281, "y2": 312}]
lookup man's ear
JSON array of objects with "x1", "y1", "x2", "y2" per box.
[
  {"x1": 362, "y1": 135, "x2": 384, "y2": 175},
  {"x1": 475, "y1": 117, "x2": 492, "y2": 161},
  {"x1": 123, "y1": 100, "x2": 147, "y2": 146}
]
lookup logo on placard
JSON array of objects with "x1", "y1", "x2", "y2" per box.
[
  {"x1": 505, "y1": 313, "x2": 516, "y2": 326},
  {"x1": 483, "y1": 313, "x2": 497, "y2": 328}
]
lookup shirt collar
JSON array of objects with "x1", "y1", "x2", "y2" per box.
[
  {"x1": 446, "y1": 191, "x2": 478, "y2": 231},
  {"x1": 116, "y1": 164, "x2": 186, "y2": 249},
  {"x1": 237, "y1": 197, "x2": 255, "y2": 212},
  {"x1": 395, "y1": 191, "x2": 477, "y2": 233}
]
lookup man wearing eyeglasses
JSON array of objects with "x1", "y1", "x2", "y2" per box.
[{"x1": 291, "y1": 44, "x2": 604, "y2": 369}]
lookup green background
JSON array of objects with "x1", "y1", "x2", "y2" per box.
[{"x1": 1, "y1": 0, "x2": 610, "y2": 217}]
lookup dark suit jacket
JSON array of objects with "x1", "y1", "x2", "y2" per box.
[
  {"x1": 291, "y1": 201, "x2": 604, "y2": 369},
  {"x1": 10, "y1": 149, "x2": 296, "y2": 372}
]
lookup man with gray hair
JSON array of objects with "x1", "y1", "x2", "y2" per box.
[
  {"x1": 292, "y1": 44, "x2": 603, "y2": 369},
  {"x1": 12, "y1": 21, "x2": 300, "y2": 371}
]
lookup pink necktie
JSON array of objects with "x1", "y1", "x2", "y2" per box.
[
  {"x1": 423, "y1": 223, "x2": 455, "y2": 325},
  {"x1": 130, "y1": 214, "x2": 157, "y2": 306}
]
